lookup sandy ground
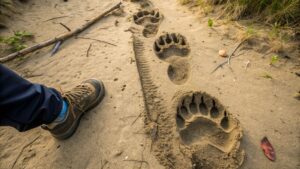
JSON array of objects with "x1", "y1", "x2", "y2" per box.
[{"x1": 0, "y1": 0, "x2": 299, "y2": 169}]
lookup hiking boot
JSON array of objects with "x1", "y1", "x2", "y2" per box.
[{"x1": 42, "y1": 79, "x2": 105, "y2": 140}]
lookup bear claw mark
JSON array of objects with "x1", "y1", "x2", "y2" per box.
[
  {"x1": 133, "y1": 9, "x2": 162, "y2": 38},
  {"x1": 154, "y1": 33, "x2": 190, "y2": 60},
  {"x1": 176, "y1": 92, "x2": 242, "y2": 149},
  {"x1": 133, "y1": 10, "x2": 161, "y2": 25},
  {"x1": 175, "y1": 91, "x2": 244, "y2": 168}
]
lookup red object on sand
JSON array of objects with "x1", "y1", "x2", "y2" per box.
[{"x1": 261, "y1": 136, "x2": 276, "y2": 161}]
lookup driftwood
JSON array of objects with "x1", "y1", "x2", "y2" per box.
[{"x1": 0, "y1": 2, "x2": 122, "y2": 63}]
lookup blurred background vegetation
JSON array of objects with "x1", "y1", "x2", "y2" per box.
[
  {"x1": 0, "y1": 0, "x2": 14, "y2": 19},
  {"x1": 1, "y1": 0, "x2": 299, "y2": 27},
  {"x1": 179, "y1": 0, "x2": 300, "y2": 28}
]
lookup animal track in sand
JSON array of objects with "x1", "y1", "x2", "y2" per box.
[
  {"x1": 176, "y1": 92, "x2": 244, "y2": 169},
  {"x1": 154, "y1": 33, "x2": 191, "y2": 85},
  {"x1": 154, "y1": 33, "x2": 190, "y2": 60},
  {"x1": 133, "y1": 9, "x2": 162, "y2": 38}
]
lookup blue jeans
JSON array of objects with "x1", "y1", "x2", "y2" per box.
[{"x1": 0, "y1": 64, "x2": 62, "y2": 131}]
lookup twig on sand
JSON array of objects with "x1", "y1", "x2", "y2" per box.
[
  {"x1": 0, "y1": 2, "x2": 122, "y2": 63},
  {"x1": 228, "y1": 39, "x2": 246, "y2": 65},
  {"x1": 43, "y1": 16, "x2": 69, "y2": 22},
  {"x1": 131, "y1": 112, "x2": 142, "y2": 126},
  {"x1": 10, "y1": 135, "x2": 40, "y2": 169},
  {"x1": 211, "y1": 53, "x2": 244, "y2": 74},
  {"x1": 86, "y1": 43, "x2": 92, "y2": 57},
  {"x1": 59, "y1": 22, "x2": 71, "y2": 32},
  {"x1": 76, "y1": 36, "x2": 117, "y2": 47}
]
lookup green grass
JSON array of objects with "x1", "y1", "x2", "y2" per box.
[
  {"x1": 0, "y1": 31, "x2": 33, "y2": 51},
  {"x1": 208, "y1": 18, "x2": 213, "y2": 27},
  {"x1": 270, "y1": 55, "x2": 279, "y2": 65}
]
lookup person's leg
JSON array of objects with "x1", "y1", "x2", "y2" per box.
[
  {"x1": 0, "y1": 64, "x2": 63, "y2": 131},
  {"x1": 0, "y1": 64, "x2": 105, "y2": 140}
]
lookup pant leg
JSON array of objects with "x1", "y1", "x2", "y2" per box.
[{"x1": 0, "y1": 64, "x2": 63, "y2": 132}]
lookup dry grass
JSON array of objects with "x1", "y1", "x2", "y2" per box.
[
  {"x1": 0, "y1": 0, "x2": 14, "y2": 17},
  {"x1": 179, "y1": 0, "x2": 300, "y2": 54},
  {"x1": 179, "y1": 0, "x2": 300, "y2": 27}
]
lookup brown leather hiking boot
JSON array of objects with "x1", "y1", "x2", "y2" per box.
[{"x1": 43, "y1": 79, "x2": 105, "y2": 140}]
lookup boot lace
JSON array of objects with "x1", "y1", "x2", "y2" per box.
[{"x1": 63, "y1": 84, "x2": 93, "y2": 112}]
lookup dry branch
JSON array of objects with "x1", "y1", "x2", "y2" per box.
[{"x1": 0, "y1": 2, "x2": 122, "y2": 63}]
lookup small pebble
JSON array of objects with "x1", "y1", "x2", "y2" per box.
[{"x1": 219, "y1": 49, "x2": 228, "y2": 57}]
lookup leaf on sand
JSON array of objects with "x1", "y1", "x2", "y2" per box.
[{"x1": 261, "y1": 136, "x2": 276, "y2": 161}]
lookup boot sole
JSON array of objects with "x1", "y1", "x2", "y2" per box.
[{"x1": 53, "y1": 80, "x2": 105, "y2": 140}]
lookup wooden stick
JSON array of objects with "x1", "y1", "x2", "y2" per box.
[{"x1": 0, "y1": 2, "x2": 122, "y2": 63}]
